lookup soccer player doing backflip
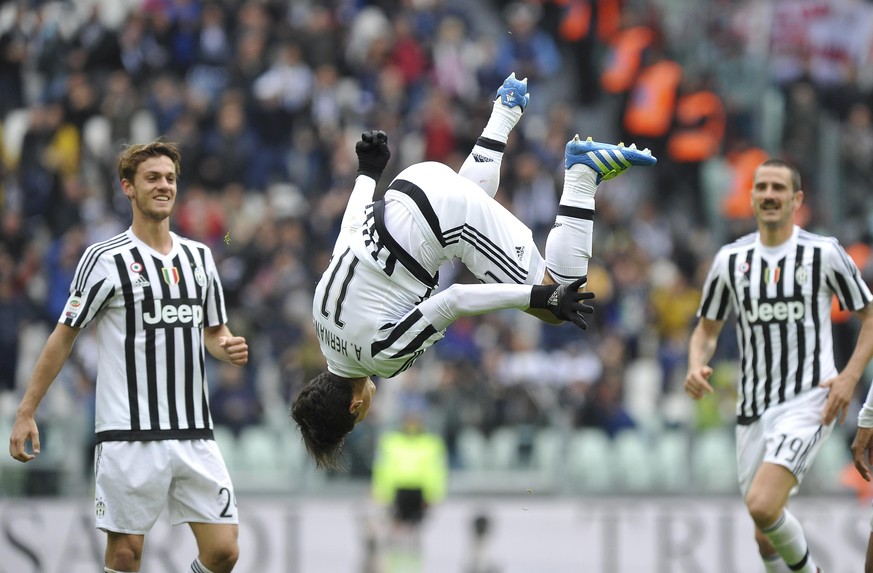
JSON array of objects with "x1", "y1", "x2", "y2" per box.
[{"x1": 292, "y1": 73, "x2": 656, "y2": 469}]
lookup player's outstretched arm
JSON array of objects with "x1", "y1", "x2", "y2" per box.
[
  {"x1": 416, "y1": 279, "x2": 595, "y2": 333},
  {"x1": 9, "y1": 323, "x2": 80, "y2": 462},
  {"x1": 340, "y1": 130, "x2": 392, "y2": 233}
]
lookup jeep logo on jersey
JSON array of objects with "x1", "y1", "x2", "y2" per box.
[
  {"x1": 742, "y1": 296, "x2": 805, "y2": 324},
  {"x1": 142, "y1": 299, "x2": 203, "y2": 328}
]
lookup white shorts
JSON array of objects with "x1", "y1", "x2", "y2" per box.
[
  {"x1": 736, "y1": 386, "x2": 834, "y2": 498},
  {"x1": 94, "y1": 440, "x2": 237, "y2": 534},
  {"x1": 369, "y1": 162, "x2": 547, "y2": 289}
]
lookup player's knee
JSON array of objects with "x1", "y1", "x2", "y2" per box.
[
  {"x1": 203, "y1": 543, "x2": 239, "y2": 571},
  {"x1": 106, "y1": 548, "x2": 139, "y2": 572},
  {"x1": 105, "y1": 537, "x2": 142, "y2": 571},
  {"x1": 745, "y1": 493, "x2": 781, "y2": 527}
]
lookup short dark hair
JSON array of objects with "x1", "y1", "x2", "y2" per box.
[
  {"x1": 117, "y1": 139, "x2": 182, "y2": 183},
  {"x1": 290, "y1": 370, "x2": 356, "y2": 470},
  {"x1": 758, "y1": 158, "x2": 801, "y2": 192}
]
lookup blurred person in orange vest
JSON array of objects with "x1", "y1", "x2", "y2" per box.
[
  {"x1": 721, "y1": 141, "x2": 769, "y2": 237},
  {"x1": 667, "y1": 88, "x2": 725, "y2": 164},
  {"x1": 664, "y1": 74, "x2": 726, "y2": 222},
  {"x1": 600, "y1": 23, "x2": 657, "y2": 96},
  {"x1": 545, "y1": 0, "x2": 622, "y2": 104},
  {"x1": 620, "y1": 46, "x2": 682, "y2": 161}
]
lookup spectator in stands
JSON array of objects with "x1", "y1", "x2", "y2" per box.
[
  {"x1": 649, "y1": 260, "x2": 701, "y2": 391},
  {"x1": 42, "y1": 225, "x2": 86, "y2": 324},
  {"x1": 574, "y1": 371, "x2": 635, "y2": 437},
  {"x1": 68, "y1": 4, "x2": 122, "y2": 74},
  {"x1": 18, "y1": 101, "x2": 79, "y2": 222},
  {"x1": 99, "y1": 70, "x2": 140, "y2": 147},
  {"x1": 210, "y1": 360, "x2": 263, "y2": 439},
  {"x1": 0, "y1": 264, "x2": 30, "y2": 393},
  {"x1": 496, "y1": 3, "x2": 561, "y2": 86},
  {"x1": 200, "y1": 99, "x2": 257, "y2": 189},
  {"x1": 0, "y1": 5, "x2": 28, "y2": 117},
  {"x1": 840, "y1": 101, "x2": 873, "y2": 240},
  {"x1": 548, "y1": 0, "x2": 622, "y2": 105},
  {"x1": 664, "y1": 74, "x2": 726, "y2": 222},
  {"x1": 117, "y1": 10, "x2": 169, "y2": 85}
]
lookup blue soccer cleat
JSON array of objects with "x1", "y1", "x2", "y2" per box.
[
  {"x1": 565, "y1": 135, "x2": 657, "y2": 182},
  {"x1": 495, "y1": 72, "x2": 530, "y2": 111}
]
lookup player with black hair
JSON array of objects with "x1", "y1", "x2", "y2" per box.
[{"x1": 293, "y1": 74, "x2": 656, "y2": 470}]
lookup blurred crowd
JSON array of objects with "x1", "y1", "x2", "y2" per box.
[{"x1": 2, "y1": 0, "x2": 873, "y2": 483}]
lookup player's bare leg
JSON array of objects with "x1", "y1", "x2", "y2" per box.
[
  {"x1": 189, "y1": 522, "x2": 239, "y2": 573},
  {"x1": 747, "y1": 463, "x2": 819, "y2": 573},
  {"x1": 105, "y1": 532, "x2": 144, "y2": 571}
]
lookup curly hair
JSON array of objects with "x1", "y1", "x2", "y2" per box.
[{"x1": 290, "y1": 370, "x2": 356, "y2": 470}]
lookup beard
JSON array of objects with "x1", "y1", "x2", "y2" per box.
[{"x1": 131, "y1": 189, "x2": 174, "y2": 221}]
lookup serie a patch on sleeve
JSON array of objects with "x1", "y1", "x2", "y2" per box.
[{"x1": 63, "y1": 296, "x2": 82, "y2": 320}]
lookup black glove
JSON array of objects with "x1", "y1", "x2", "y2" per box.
[
  {"x1": 356, "y1": 130, "x2": 391, "y2": 181},
  {"x1": 530, "y1": 276, "x2": 595, "y2": 330}
]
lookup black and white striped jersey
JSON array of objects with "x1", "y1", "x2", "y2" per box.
[
  {"x1": 698, "y1": 226, "x2": 873, "y2": 423},
  {"x1": 60, "y1": 229, "x2": 227, "y2": 442},
  {"x1": 313, "y1": 163, "x2": 544, "y2": 379}
]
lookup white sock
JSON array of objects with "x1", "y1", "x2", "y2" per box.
[
  {"x1": 560, "y1": 163, "x2": 598, "y2": 209},
  {"x1": 481, "y1": 97, "x2": 523, "y2": 143},
  {"x1": 459, "y1": 94, "x2": 525, "y2": 197},
  {"x1": 763, "y1": 554, "x2": 791, "y2": 573},
  {"x1": 458, "y1": 137, "x2": 505, "y2": 197},
  {"x1": 761, "y1": 510, "x2": 818, "y2": 573},
  {"x1": 544, "y1": 164, "x2": 599, "y2": 283},
  {"x1": 190, "y1": 558, "x2": 216, "y2": 573},
  {"x1": 105, "y1": 569, "x2": 136, "y2": 573}
]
